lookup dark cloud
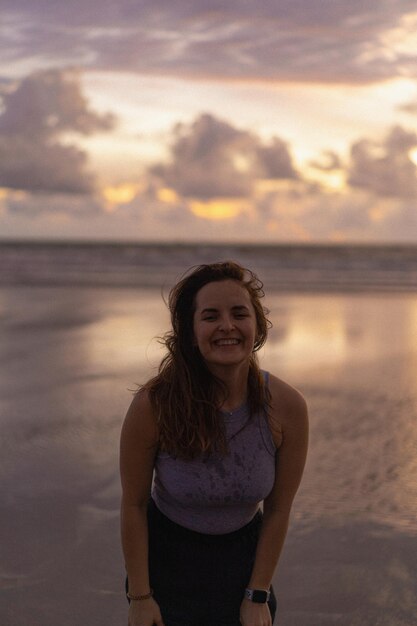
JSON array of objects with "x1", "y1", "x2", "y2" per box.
[
  {"x1": 0, "y1": 138, "x2": 94, "y2": 194},
  {"x1": 0, "y1": 70, "x2": 115, "y2": 194},
  {"x1": 2, "y1": 1, "x2": 416, "y2": 84},
  {"x1": 348, "y1": 125, "x2": 417, "y2": 198},
  {"x1": 256, "y1": 138, "x2": 298, "y2": 179},
  {"x1": 0, "y1": 69, "x2": 114, "y2": 137},
  {"x1": 150, "y1": 113, "x2": 297, "y2": 199}
]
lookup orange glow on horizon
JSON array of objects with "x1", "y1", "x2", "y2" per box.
[
  {"x1": 189, "y1": 198, "x2": 247, "y2": 220},
  {"x1": 101, "y1": 183, "x2": 141, "y2": 210},
  {"x1": 0, "y1": 187, "x2": 28, "y2": 199},
  {"x1": 157, "y1": 187, "x2": 180, "y2": 204}
]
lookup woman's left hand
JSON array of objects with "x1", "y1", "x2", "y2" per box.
[{"x1": 240, "y1": 598, "x2": 272, "y2": 626}]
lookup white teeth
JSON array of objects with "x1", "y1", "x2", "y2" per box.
[{"x1": 215, "y1": 339, "x2": 239, "y2": 345}]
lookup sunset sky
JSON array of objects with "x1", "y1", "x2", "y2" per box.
[{"x1": 1, "y1": 1, "x2": 417, "y2": 242}]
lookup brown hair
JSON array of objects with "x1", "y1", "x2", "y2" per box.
[{"x1": 142, "y1": 261, "x2": 271, "y2": 459}]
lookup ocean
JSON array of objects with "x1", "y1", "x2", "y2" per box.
[{"x1": 1, "y1": 240, "x2": 417, "y2": 291}]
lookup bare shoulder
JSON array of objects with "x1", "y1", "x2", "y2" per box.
[
  {"x1": 268, "y1": 373, "x2": 308, "y2": 432},
  {"x1": 120, "y1": 387, "x2": 159, "y2": 448}
]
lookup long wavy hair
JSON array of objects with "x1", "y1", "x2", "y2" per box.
[{"x1": 142, "y1": 261, "x2": 271, "y2": 459}]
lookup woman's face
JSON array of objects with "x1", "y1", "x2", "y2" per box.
[{"x1": 192, "y1": 279, "x2": 258, "y2": 372}]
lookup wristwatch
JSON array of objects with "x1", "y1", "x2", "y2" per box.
[{"x1": 245, "y1": 588, "x2": 271, "y2": 603}]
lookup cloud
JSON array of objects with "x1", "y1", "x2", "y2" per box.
[
  {"x1": 3, "y1": 166, "x2": 417, "y2": 243},
  {"x1": 398, "y1": 97, "x2": 417, "y2": 115},
  {"x1": 256, "y1": 138, "x2": 299, "y2": 180},
  {"x1": 0, "y1": 138, "x2": 94, "y2": 194},
  {"x1": 348, "y1": 125, "x2": 417, "y2": 198},
  {"x1": 2, "y1": 1, "x2": 416, "y2": 84},
  {"x1": 4, "y1": 189, "x2": 104, "y2": 217},
  {"x1": 150, "y1": 113, "x2": 297, "y2": 200},
  {"x1": 0, "y1": 70, "x2": 115, "y2": 194},
  {"x1": 377, "y1": 201, "x2": 417, "y2": 238},
  {"x1": 256, "y1": 182, "x2": 417, "y2": 242},
  {"x1": 309, "y1": 150, "x2": 343, "y2": 171},
  {"x1": 0, "y1": 69, "x2": 114, "y2": 137}
]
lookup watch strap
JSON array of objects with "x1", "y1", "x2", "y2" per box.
[{"x1": 245, "y1": 588, "x2": 271, "y2": 603}]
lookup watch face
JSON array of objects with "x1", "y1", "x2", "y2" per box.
[{"x1": 252, "y1": 590, "x2": 269, "y2": 603}]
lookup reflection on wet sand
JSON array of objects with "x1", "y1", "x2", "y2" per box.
[
  {"x1": 265, "y1": 293, "x2": 417, "y2": 373},
  {"x1": 262, "y1": 294, "x2": 417, "y2": 536}
]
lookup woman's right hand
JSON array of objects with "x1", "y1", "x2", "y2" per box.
[{"x1": 128, "y1": 597, "x2": 165, "y2": 626}]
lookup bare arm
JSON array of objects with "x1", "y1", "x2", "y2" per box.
[
  {"x1": 119, "y1": 390, "x2": 164, "y2": 626},
  {"x1": 241, "y1": 376, "x2": 309, "y2": 626}
]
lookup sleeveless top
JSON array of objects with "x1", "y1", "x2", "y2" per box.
[{"x1": 151, "y1": 371, "x2": 277, "y2": 534}]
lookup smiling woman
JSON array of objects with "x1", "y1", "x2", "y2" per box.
[
  {"x1": 193, "y1": 280, "x2": 258, "y2": 374},
  {"x1": 119, "y1": 261, "x2": 309, "y2": 626}
]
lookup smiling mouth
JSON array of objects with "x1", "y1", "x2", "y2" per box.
[{"x1": 214, "y1": 339, "x2": 240, "y2": 346}]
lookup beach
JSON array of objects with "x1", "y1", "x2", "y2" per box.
[{"x1": 1, "y1": 284, "x2": 417, "y2": 625}]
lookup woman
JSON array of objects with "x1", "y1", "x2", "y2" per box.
[{"x1": 120, "y1": 261, "x2": 308, "y2": 626}]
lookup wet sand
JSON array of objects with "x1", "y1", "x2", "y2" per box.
[{"x1": 1, "y1": 286, "x2": 416, "y2": 625}]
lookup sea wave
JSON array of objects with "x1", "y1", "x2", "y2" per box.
[{"x1": 1, "y1": 241, "x2": 417, "y2": 292}]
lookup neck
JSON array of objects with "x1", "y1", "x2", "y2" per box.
[{"x1": 210, "y1": 362, "x2": 250, "y2": 412}]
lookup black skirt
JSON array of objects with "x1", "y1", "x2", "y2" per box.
[{"x1": 126, "y1": 498, "x2": 276, "y2": 626}]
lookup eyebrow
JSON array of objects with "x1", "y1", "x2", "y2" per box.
[{"x1": 200, "y1": 305, "x2": 250, "y2": 315}]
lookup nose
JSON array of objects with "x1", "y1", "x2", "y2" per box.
[{"x1": 218, "y1": 315, "x2": 235, "y2": 332}]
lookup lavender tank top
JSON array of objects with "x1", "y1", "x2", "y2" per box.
[{"x1": 151, "y1": 371, "x2": 277, "y2": 534}]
